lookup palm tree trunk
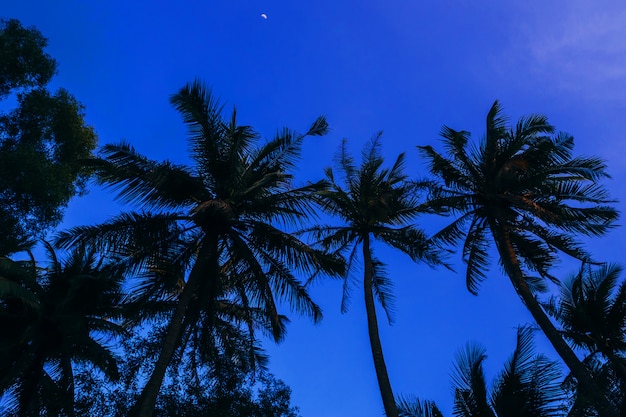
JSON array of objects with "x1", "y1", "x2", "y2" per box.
[
  {"x1": 491, "y1": 224, "x2": 618, "y2": 417},
  {"x1": 19, "y1": 357, "x2": 44, "y2": 417},
  {"x1": 133, "y1": 240, "x2": 217, "y2": 417},
  {"x1": 363, "y1": 234, "x2": 399, "y2": 417},
  {"x1": 61, "y1": 355, "x2": 75, "y2": 417}
]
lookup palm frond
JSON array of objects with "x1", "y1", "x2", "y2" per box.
[
  {"x1": 397, "y1": 395, "x2": 444, "y2": 417},
  {"x1": 481, "y1": 100, "x2": 508, "y2": 171},
  {"x1": 227, "y1": 231, "x2": 323, "y2": 327},
  {"x1": 95, "y1": 142, "x2": 206, "y2": 210},
  {"x1": 169, "y1": 80, "x2": 225, "y2": 171},
  {"x1": 54, "y1": 211, "x2": 186, "y2": 266},
  {"x1": 462, "y1": 218, "x2": 490, "y2": 296},
  {"x1": 418, "y1": 144, "x2": 474, "y2": 190},
  {"x1": 375, "y1": 226, "x2": 445, "y2": 268},
  {"x1": 552, "y1": 263, "x2": 626, "y2": 357},
  {"x1": 370, "y1": 256, "x2": 395, "y2": 324},
  {"x1": 426, "y1": 208, "x2": 477, "y2": 248},
  {"x1": 451, "y1": 343, "x2": 495, "y2": 417},
  {"x1": 340, "y1": 242, "x2": 361, "y2": 314},
  {"x1": 491, "y1": 326, "x2": 565, "y2": 417}
]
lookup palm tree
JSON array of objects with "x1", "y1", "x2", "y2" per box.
[
  {"x1": 56, "y1": 80, "x2": 343, "y2": 417},
  {"x1": 452, "y1": 327, "x2": 564, "y2": 417},
  {"x1": 0, "y1": 243, "x2": 125, "y2": 417},
  {"x1": 73, "y1": 299, "x2": 277, "y2": 416},
  {"x1": 398, "y1": 327, "x2": 565, "y2": 417},
  {"x1": 548, "y1": 264, "x2": 626, "y2": 415},
  {"x1": 418, "y1": 101, "x2": 618, "y2": 415},
  {"x1": 309, "y1": 136, "x2": 442, "y2": 417},
  {"x1": 397, "y1": 397, "x2": 443, "y2": 417},
  {"x1": 548, "y1": 264, "x2": 626, "y2": 380},
  {"x1": 454, "y1": 327, "x2": 565, "y2": 417}
]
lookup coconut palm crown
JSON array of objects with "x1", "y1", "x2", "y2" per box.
[
  {"x1": 418, "y1": 101, "x2": 618, "y2": 416},
  {"x1": 549, "y1": 264, "x2": 626, "y2": 368},
  {"x1": 56, "y1": 80, "x2": 344, "y2": 417},
  {"x1": 0, "y1": 243, "x2": 125, "y2": 417},
  {"x1": 309, "y1": 135, "x2": 443, "y2": 417},
  {"x1": 548, "y1": 263, "x2": 626, "y2": 415}
]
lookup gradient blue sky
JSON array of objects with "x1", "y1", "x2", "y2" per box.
[{"x1": 4, "y1": 1, "x2": 626, "y2": 416}]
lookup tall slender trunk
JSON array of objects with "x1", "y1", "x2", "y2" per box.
[
  {"x1": 19, "y1": 356, "x2": 44, "y2": 417},
  {"x1": 491, "y1": 224, "x2": 618, "y2": 417},
  {"x1": 133, "y1": 239, "x2": 217, "y2": 417},
  {"x1": 61, "y1": 355, "x2": 75, "y2": 417},
  {"x1": 363, "y1": 234, "x2": 398, "y2": 417}
]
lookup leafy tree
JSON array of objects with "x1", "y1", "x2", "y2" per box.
[
  {"x1": 0, "y1": 243, "x2": 125, "y2": 417},
  {"x1": 419, "y1": 101, "x2": 618, "y2": 416},
  {"x1": 398, "y1": 327, "x2": 565, "y2": 417},
  {"x1": 74, "y1": 326, "x2": 301, "y2": 417},
  {"x1": 56, "y1": 80, "x2": 343, "y2": 417},
  {"x1": 0, "y1": 19, "x2": 97, "y2": 256},
  {"x1": 309, "y1": 136, "x2": 442, "y2": 417},
  {"x1": 0, "y1": 19, "x2": 55, "y2": 98}
]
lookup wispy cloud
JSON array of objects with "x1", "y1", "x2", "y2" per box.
[{"x1": 506, "y1": 1, "x2": 626, "y2": 102}]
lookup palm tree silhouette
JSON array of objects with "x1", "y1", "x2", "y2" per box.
[
  {"x1": 548, "y1": 263, "x2": 626, "y2": 415},
  {"x1": 418, "y1": 101, "x2": 618, "y2": 416},
  {"x1": 0, "y1": 243, "x2": 125, "y2": 417},
  {"x1": 451, "y1": 328, "x2": 564, "y2": 417},
  {"x1": 57, "y1": 80, "x2": 343, "y2": 417},
  {"x1": 398, "y1": 327, "x2": 565, "y2": 417},
  {"x1": 310, "y1": 135, "x2": 442, "y2": 417}
]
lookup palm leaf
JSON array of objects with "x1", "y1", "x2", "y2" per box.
[
  {"x1": 397, "y1": 395, "x2": 445, "y2": 417},
  {"x1": 462, "y1": 218, "x2": 490, "y2": 296},
  {"x1": 451, "y1": 343, "x2": 495, "y2": 417},
  {"x1": 94, "y1": 142, "x2": 206, "y2": 210},
  {"x1": 371, "y1": 256, "x2": 395, "y2": 324}
]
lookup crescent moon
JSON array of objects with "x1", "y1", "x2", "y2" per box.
[{"x1": 261, "y1": 13, "x2": 267, "y2": 19}]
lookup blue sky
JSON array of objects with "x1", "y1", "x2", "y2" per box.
[{"x1": 4, "y1": 1, "x2": 626, "y2": 415}]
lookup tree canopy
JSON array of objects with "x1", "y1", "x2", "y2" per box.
[
  {"x1": 419, "y1": 101, "x2": 618, "y2": 416},
  {"x1": 2, "y1": 18, "x2": 626, "y2": 416},
  {"x1": 0, "y1": 19, "x2": 97, "y2": 256}
]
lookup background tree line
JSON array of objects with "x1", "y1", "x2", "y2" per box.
[{"x1": 1, "y1": 18, "x2": 625, "y2": 417}]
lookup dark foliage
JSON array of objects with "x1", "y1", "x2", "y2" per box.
[
  {"x1": 548, "y1": 264, "x2": 626, "y2": 416},
  {"x1": 0, "y1": 19, "x2": 97, "y2": 256},
  {"x1": 0, "y1": 244, "x2": 125, "y2": 416},
  {"x1": 419, "y1": 101, "x2": 618, "y2": 416},
  {"x1": 74, "y1": 329, "x2": 300, "y2": 417},
  {"x1": 0, "y1": 19, "x2": 56, "y2": 98},
  {"x1": 398, "y1": 327, "x2": 565, "y2": 417},
  {"x1": 56, "y1": 80, "x2": 343, "y2": 416},
  {"x1": 309, "y1": 136, "x2": 444, "y2": 417}
]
